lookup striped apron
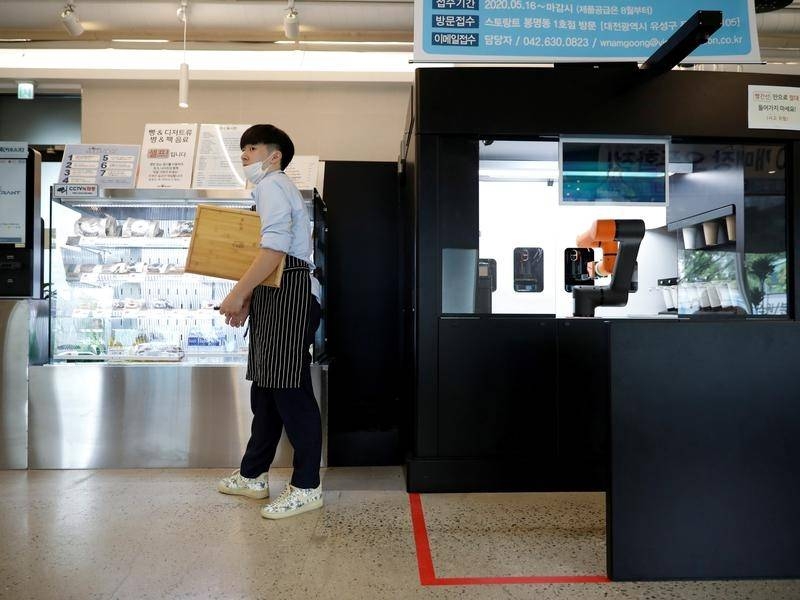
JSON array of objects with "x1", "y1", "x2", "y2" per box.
[{"x1": 246, "y1": 255, "x2": 312, "y2": 389}]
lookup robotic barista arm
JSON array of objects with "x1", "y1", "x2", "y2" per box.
[{"x1": 571, "y1": 219, "x2": 645, "y2": 317}]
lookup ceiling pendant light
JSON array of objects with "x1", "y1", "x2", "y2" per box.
[
  {"x1": 177, "y1": 0, "x2": 189, "y2": 109},
  {"x1": 284, "y1": 0, "x2": 300, "y2": 40},
  {"x1": 61, "y1": 2, "x2": 84, "y2": 37}
]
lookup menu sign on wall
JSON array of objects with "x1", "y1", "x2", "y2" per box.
[
  {"x1": 192, "y1": 124, "x2": 250, "y2": 189},
  {"x1": 58, "y1": 144, "x2": 140, "y2": 188},
  {"x1": 137, "y1": 124, "x2": 198, "y2": 189},
  {"x1": 285, "y1": 156, "x2": 320, "y2": 191},
  {"x1": 414, "y1": 0, "x2": 760, "y2": 63},
  {"x1": 0, "y1": 142, "x2": 27, "y2": 246},
  {"x1": 748, "y1": 85, "x2": 800, "y2": 132}
]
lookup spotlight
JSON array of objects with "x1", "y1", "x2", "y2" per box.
[
  {"x1": 284, "y1": 0, "x2": 299, "y2": 40},
  {"x1": 60, "y1": 3, "x2": 84, "y2": 37}
]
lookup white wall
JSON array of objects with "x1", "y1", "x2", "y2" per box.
[
  {"x1": 81, "y1": 80, "x2": 411, "y2": 162},
  {"x1": 479, "y1": 179, "x2": 677, "y2": 317}
]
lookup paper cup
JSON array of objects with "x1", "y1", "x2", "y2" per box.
[
  {"x1": 698, "y1": 284, "x2": 711, "y2": 308},
  {"x1": 725, "y1": 215, "x2": 736, "y2": 242},
  {"x1": 661, "y1": 288, "x2": 674, "y2": 310},
  {"x1": 682, "y1": 227, "x2": 699, "y2": 249},
  {"x1": 706, "y1": 284, "x2": 721, "y2": 308},
  {"x1": 702, "y1": 221, "x2": 719, "y2": 246},
  {"x1": 714, "y1": 282, "x2": 731, "y2": 308}
]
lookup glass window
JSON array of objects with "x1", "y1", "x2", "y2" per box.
[{"x1": 672, "y1": 143, "x2": 788, "y2": 317}]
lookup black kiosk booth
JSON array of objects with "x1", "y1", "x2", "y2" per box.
[{"x1": 401, "y1": 63, "x2": 800, "y2": 580}]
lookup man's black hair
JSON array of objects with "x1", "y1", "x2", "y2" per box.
[{"x1": 239, "y1": 124, "x2": 295, "y2": 170}]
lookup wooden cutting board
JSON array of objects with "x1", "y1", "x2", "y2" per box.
[{"x1": 185, "y1": 205, "x2": 284, "y2": 287}]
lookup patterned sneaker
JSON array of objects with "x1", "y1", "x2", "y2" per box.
[
  {"x1": 217, "y1": 469, "x2": 269, "y2": 499},
  {"x1": 260, "y1": 483, "x2": 323, "y2": 519}
]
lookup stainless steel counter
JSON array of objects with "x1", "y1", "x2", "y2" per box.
[{"x1": 28, "y1": 362, "x2": 328, "y2": 469}]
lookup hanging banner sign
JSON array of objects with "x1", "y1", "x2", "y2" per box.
[
  {"x1": 137, "y1": 123, "x2": 198, "y2": 189},
  {"x1": 748, "y1": 85, "x2": 800, "y2": 132},
  {"x1": 59, "y1": 144, "x2": 140, "y2": 188},
  {"x1": 414, "y1": 0, "x2": 760, "y2": 63}
]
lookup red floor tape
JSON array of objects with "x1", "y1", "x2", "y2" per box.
[{"x1": 408, "y1": 493, "x2": 609, "y2": 586}]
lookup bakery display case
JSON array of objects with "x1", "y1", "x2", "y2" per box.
[
  {"x1": 27, "y1": 185, "x2": 328, "y2": 469},
  {"x1": 48, "y1": 186, "x2": 327, "y2": 362},
  {"x1": 49, "y1": 187, "x2": 253, "y2": 363}
]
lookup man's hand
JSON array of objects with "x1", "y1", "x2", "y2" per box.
[{"x1": 219, "y1": 292, "x2": 250, "y2": 327}]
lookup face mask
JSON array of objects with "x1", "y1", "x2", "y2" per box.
[
  {"x1": 243, "y1": 152, "x2": 279, "y2": 185},
  {"x1": 243, "y1": 161, "x2": 267, "y2": 185}
]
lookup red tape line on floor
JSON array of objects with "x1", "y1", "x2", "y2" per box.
[{"x1": 408, "y1": 493, "x2": 610, "y2": 586}]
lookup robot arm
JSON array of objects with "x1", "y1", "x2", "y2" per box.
[
  {"x1": 572, "y1": 219, "x2": 645, "y2": 317},
  {"x1": 575, "y1": 219, "x2": 619, "y2": 279}
]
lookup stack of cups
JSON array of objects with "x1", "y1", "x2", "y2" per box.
[{"x1": 702, "y1": 220, "x2": 720, "y2": 246}]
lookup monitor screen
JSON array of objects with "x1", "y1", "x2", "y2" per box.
[{"x1": 560, "y1": 138, "x2": 667, "y2": 205}]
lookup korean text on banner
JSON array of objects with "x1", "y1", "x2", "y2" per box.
[{"x1": 414, "y1": 0, "x2": 760, "y2": 64}]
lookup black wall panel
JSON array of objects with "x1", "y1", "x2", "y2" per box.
[
  {"x1": 609, "y1": 321, "x2": 800, "y2": 580},
  {"x1": 323, "y1": 161, "x2": 402, "y2": 465}
]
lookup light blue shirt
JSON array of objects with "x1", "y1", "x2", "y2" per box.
[{"x1": 253, "y1": 170, "x2": 320, "y2": 300}]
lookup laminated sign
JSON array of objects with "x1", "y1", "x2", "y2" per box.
[{"x1": 137, "y1": 123, "x2": 198, "y2": 189}]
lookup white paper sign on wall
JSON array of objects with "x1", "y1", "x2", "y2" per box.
[
  {"x1": 192, "y1": 124, "x2": 250, "y2": 189},
  {"x1": 748, "y1": 85, "x2": 800, "y2": 131},
  {"x1": 137, "y1": 123, "x2": 199, "y2": 189},
  {"x1": 285, "y1": 155, "x2": 320, "y2": 191}
]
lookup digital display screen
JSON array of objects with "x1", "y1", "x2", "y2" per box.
[
  {"x1": 0, "y1": 158, "x2": 27, "y2": 246},
  {"x1": 560, "y1": 138, "x2": 667, "y2": 205}
]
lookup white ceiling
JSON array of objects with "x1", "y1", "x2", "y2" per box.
[
  {"x1": 0, "y1": 0, "x2": 414, "y2": 47},
  {"x1": 1, "y1": 0, "x2": 800, "y2": 54}
]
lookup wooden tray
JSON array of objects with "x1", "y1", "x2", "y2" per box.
[{"x1": 185, "y1": 205, "x2": 284, "y2": 287}]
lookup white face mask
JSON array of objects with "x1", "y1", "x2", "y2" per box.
[
  {"x1": 243, "y1": 161, "x2": 267, "y2": 185},
  {"x1": 243, "y1": 151, "x2": 279, "y2": 185}
]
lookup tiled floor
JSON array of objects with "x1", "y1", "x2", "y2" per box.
[{"x1": 1, "y1": 467, "x2": 799, "y2": 600}]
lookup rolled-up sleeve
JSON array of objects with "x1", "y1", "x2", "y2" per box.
[{"x1": 255, "y1": 179, "x2": 292, "y2": 253}]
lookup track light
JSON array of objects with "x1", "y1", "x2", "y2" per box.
[
  {"x1": 61, "y1": 3, "x2": 84, "y2": 37},
  {"x1": 177, "y1": 0, "x2": 189, "y2": 108},
  {"x1": 284, "y1": 0, "x2": 299, "y2": 40}
]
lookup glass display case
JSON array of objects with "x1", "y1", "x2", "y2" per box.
[{"x1": 49, "y1": 186, "x2": 326, "y2": 363}]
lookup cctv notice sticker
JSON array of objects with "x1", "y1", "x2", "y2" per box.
[
  {"x1": 413, "y1": 0, "x2": 760, "y2": 63},
  {"x1": 59, "y1": 145, "x2": 140, "y2": 188},
  {"x1": 137, "y1": 124, "x2": 199, "y2": 189}
]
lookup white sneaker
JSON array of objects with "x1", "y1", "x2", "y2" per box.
[
  {"x1": 260, "y1": 483, "x2": 323, "y2": 519},
  {"x1": 217, "y1": 469, "x2": 269, "y2": 499}
]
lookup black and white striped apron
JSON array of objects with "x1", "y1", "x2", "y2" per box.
[{"x1": 246, "y1": 255, "x2": 311, "y2": 388}]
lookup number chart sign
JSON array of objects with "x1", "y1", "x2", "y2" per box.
[
  {"x1": 58, "y1": 145, "x2": 140, "y2": 188},
  {"x1": 414, "y1": 0, "x2": 760, "y2": 63}
]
